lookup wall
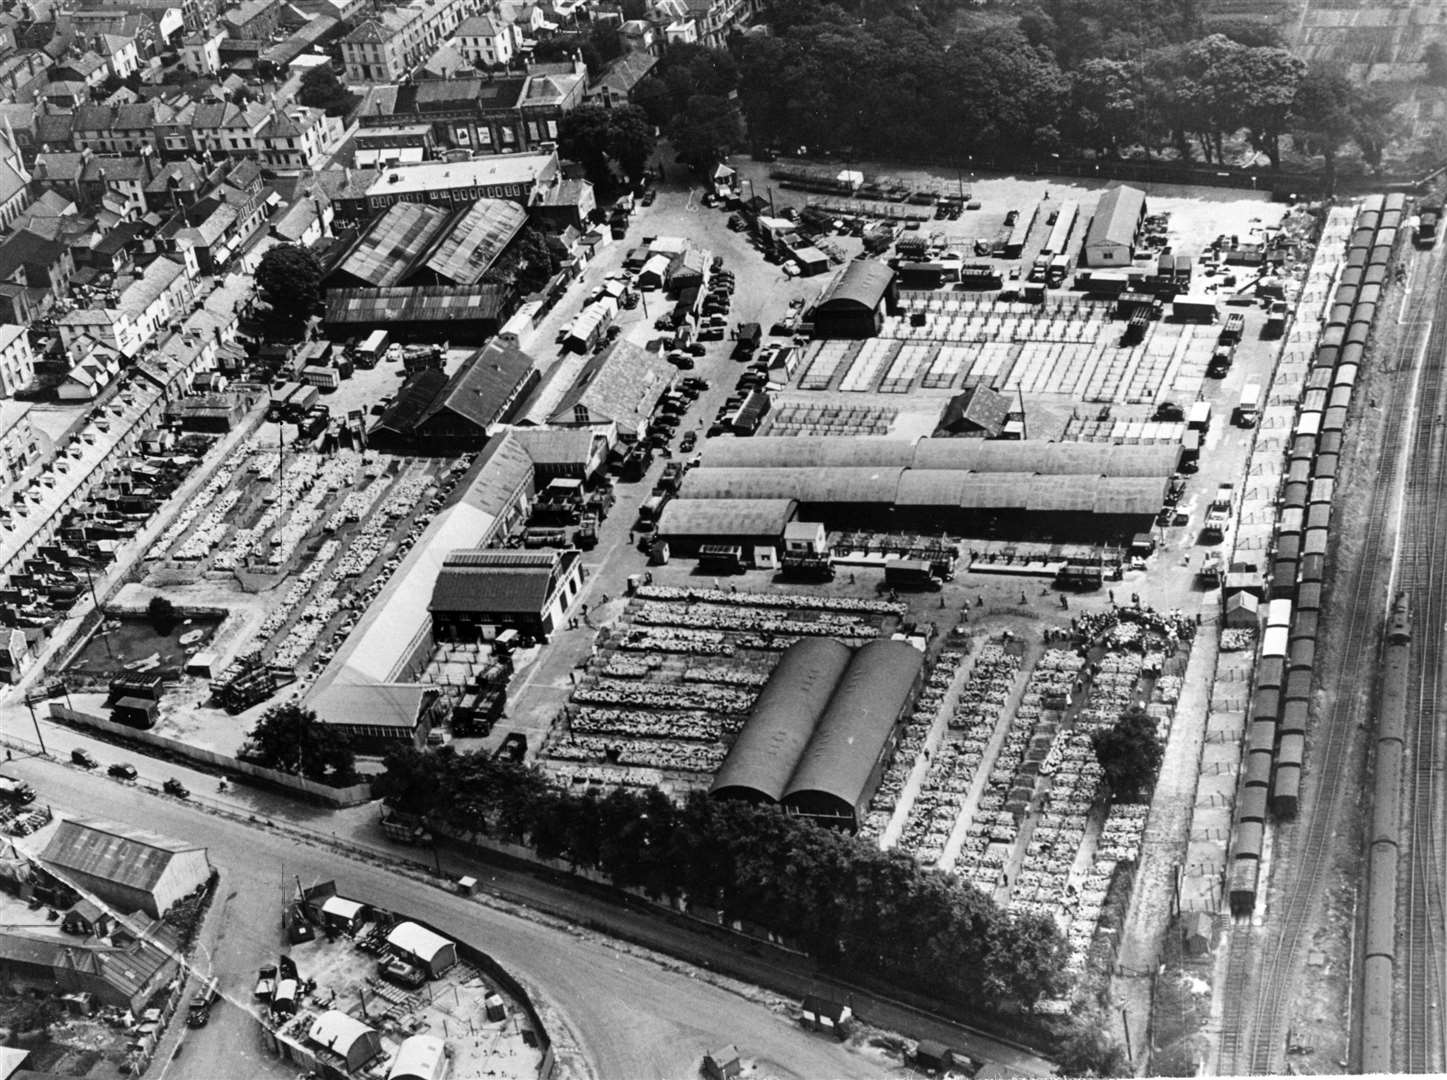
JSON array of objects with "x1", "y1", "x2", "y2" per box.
[{"x1": 47, "y1": 705, "x2": 375, "y2": 807}]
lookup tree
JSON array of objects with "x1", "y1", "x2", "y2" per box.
[
  {"x1": 242, "y1": 702, "x2": 355, "y2": 784},
  {"x1": 1056, "y1": 1014, "x2": 1132, "y2": 1077},
  {"x1": 298, "y1": 64, "x2": 358, "y2": 118},
  {"x1": 1091, "y1": 705, "x2": 1163, "y2": 802},
  {"x1": 1426, "y1": 42, "x2": 1447, "y2": 85},
  {"x1": 255, "y1": 244, "x2": 322, "y2": 319},
  {"x1": 558, "y1": 105, "x2": 657, "y2": 189},
  {"x1": 670, "y1": 94, "x2": 740, "y2": 168},
  {"x1": 147, "y1": 595, "x2": 178, "y2": 636},
  {"x1": 484, "y1": 226, "x2": 559, "y2": 293},
  {"x1": 1290, "y1": 66, "x2": 1361, "y2": 189}
]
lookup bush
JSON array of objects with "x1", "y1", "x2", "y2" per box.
[{"x1": 147, "y1": 596, "x2": 178, "y2": 636}]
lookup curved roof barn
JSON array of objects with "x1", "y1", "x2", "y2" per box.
[
  {"x1": 782, "y1": 639, "x2": 923, "y2": 823},
  {"x1": 709, "y1": 638, "x2": 853, "y2": 803}
]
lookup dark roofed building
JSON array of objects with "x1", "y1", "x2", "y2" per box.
[
  {"x1": 936, "y1": 385, "x2": 1012, "y2": 438},
  {"x1": 372, "y1": 339, "x2": 538, "y2": 451},
  {"x1": 324, "y1": 199, "x2": 450, "y2": 289},
  {"x1": 711, "y1": 638, "x2": 854, "y2": 804},
  {"x1": 429, "y1": 548, "x2": 583, "y2": 641},
  {"x1": 308, "y1": 683, "x2": 441, "y2": 751},
  {"x1": 782, "y1": 639, "x2": 923, "y2": 829},
  {"x1": 324, "y1": 284, "x2": 508, "y2": 343},
  {"x1": 812, "y1": 259, "x2": 896, "y2": 339},
  {"x1": 41, "y1": 818, "x2": 212, "y2": 918},
  {"x1": 654, "y1": 497, "x2": 797, "y2": 558},
  {"x1": 413, "y1": 198, "x2": 527, "y2": 286},
  {"x1": 0, "y1": 924, "x2": 180, "y2": 1014}
]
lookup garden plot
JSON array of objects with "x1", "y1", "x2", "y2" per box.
[{"x1": 541, "y1": 586, "x2": 904, "y2": 788}]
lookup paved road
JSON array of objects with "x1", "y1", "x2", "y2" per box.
[{"x1": 3, "y1": 752, "x2": 902, "y2": 1080}]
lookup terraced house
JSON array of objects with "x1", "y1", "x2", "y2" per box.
[{"x1": 340, "y1": 0, "x2": 485, "y2": 83}]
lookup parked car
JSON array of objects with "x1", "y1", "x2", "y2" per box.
[
  {"x1": 108, "y1": 763, "x2": 137, "y2": 781},
  {"x1": 71, "y1": 748, "x2": 97, "y2": 769},
  {"x1": 680, "y1": 431, "x2": 697, "y2": 453},
  {"x1": 163, "y1": 778, "x2": 190, "y2": 799},
  {"x1": 641, "y1": 188, "x2": 657, "y2": 206}
]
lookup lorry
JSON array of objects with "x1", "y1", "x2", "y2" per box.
[
  {"x1": 379, "y1": 807, "x2": 431, "y2": 845},
  {"x1": 1207, "y1": 343, "x2": 1234, "y2": 378},
  {"x1": 188, "y1": 978, "x2": 219, "y2": 1027},
  {"x1": 1204, "y1": 483, "x2": 1235, "y2": 539},
  {"x1": 884, "y1": 558, "x2": 946, "y2": 591},
  {"x1": 1234, "y1": 383, "x2": 1262, "y2": 428},
  {"x1": 1415, "y1": 206, "x2": 1440, "y2": 248},
  {"x1": 0, "y1": 775, "x2": 35, "y2": 805}
]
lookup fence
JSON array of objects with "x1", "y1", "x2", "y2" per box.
[{"x1": 46, "y1": 705, "x2": 374, "y2": 807}]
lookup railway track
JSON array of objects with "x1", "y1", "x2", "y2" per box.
[
  {"x1": 1396, "y1": 257, "x2": 1447, "y2": 1073},
  {"x1": 1219, "y1": 253, "x2": 1429, "y2": 1075}
]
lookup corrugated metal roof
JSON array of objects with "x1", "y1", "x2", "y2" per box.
[
  {"x1": 711, "y1": 638, "x2": 854, "y2": 803},
  {"x1": 699, "y1": 436, "x2": 916, "y2": 471},
  {"x1": 1085, "y1": 185, "x2": 1146, "y2": 250},
  {"x1": 656, "y1": 498, "x2": 797, "y2": 538},
  {"x1": 817, "y1": 259, "x2": 894, "y2": 312},
  {"x1": 429, "y1": 549, "x2": 569, "y2": 613},
  {"x1": 331, "y1": 201, "x2": 450, "y2": 287},
  {"x1": 547, "y1": 340, "x2": 674, "y2": 428},
  {"x1": 42, "y1": 819, "x2": 201, "y2": 894},
  {"x1": 783, "y1": 639, "x2": 922, "y2": 817},
  {"x1": 421, "y1": 198, "x2": 527, "y2": 286},
  {"x1": 679, "y1": 467, "x2": 904, "y2": 503},
  {"x1": 325, "y1": 285, "x2": 507, "y2": 326},
  {"x1": 311, "y1": 683, "x2": 435, "y2": 729}
]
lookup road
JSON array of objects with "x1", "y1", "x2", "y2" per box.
[{"x1": 0, "y1": 750, "x2": 922, "y2": 1080}]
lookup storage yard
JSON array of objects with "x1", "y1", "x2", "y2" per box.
[{"x1": 12, "y1": 158, "x2": 1429, "y2": 1077}]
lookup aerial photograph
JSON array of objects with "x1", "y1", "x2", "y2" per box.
[{"x1": 0, "y1": 0, "x2": 1441, "y2": 1077}]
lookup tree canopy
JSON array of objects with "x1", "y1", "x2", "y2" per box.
[
  {"x1": 297, "y1": 65, "x2": 358, "y2": 118},
  {"x1": 379, "y1": 748, "x2": 1069, "y2": 1014},
  {"x1": 242, "y1": 702, "x2": 355, "y2": 785},
  {"x1": 633, "y1": 45, "x2": 743, "y2": 167},
  {"x1": 730, "y1": 0, "x2": 1396, "y2": 176},
  {"x1": 558, "y1": 105, "x2": 657, "y2": 189},
  {"x1": 1091, "y1": 705, "x2": 1164, "y2": 803},
  {"x1": 255, "y1": 244, "x2": 323, "y2": 319}
]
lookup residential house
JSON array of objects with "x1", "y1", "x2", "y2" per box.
[
  {"x1": 57, "y1": 344, "x2": 121, "y2": 399},
  {"x1": 119, "y1": 0, "x2": 216, "y2": 35},
  {"x1": 454, "y1": 13, "x2": 513, "y2": 68},
  {"x1": 352, "y1": 122, "x2": 434, "y2": 167},
  {"x1": 178, "y1": 28, "x2": 225, "y2": 74},
  {"x1": 339, "y1": 0, "x2": 485, "y2": 83},
  {"x1": 269, "y1": 186, "x2": 332, "y2": 246},
  {"x1": 220, "y1": 0, "x2": 282, "y2": 40},
  {"x1": 0, "y1": 228, "x2": 74, "y2": 305},
  {"x1": 584, "y1": 50, "x2": 657, "y2": 109},
  {"x1": 80, "y1": 153, "x2": 155, "y2": 217},
  {"x1": 532, "y1": 175, "x2": 593, "y2": 232},
  {"x1": 173, "y1": 98, "x2": 269, "y2": 159},
  {"x1": 143, "y1": 157, "x2": 213, "y2": 214},
  {"x1": 0, "y1": 401, "x2": 44, "y2": 519},
  {"x1": 59, "y1": 251, "x2": 198, "y2": 359},
  {"x1": 497, "y1": 0, "x2": 549, "y2": 44},
  {"x1": 0, "y1": 324, "x2": 34, "y2": 396},
  {"x1": 40, "y1": 80, "x2": 89, "y2": 110},
  {"x1": 617, "y1": 18, "x2": 659, "y2": 54},
  {"x1": 98, "y1": 34, "x2": 141, "y2": 78},
  {"x1": 71, "y1": 102, "x2": 172, "y2": 154},
  {"x1": 0, "y1": 50, "x2": 51, "y2": 102},
  {"x1": 254, "y1": 104, "x2": 343, "y2": 171},
  {"x1": 362, "y1": 75, "x2": 526, "y2": 153},
  {"x1": 291, "y1": 0, "x2": 368, "y2": 26},
  {"x1": 50, "y1": 50, "x2": 110, "y2": 88},
  {"x1": 0, "y1": 123, "x2": 30, "y2": 231},
  {"x1": 35, "y1": 109, "x2": 75, "y2": 150}
]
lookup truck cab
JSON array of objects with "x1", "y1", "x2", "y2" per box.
[{"x1": 0, "y1": 775, "x2": 35, "y2": 805}]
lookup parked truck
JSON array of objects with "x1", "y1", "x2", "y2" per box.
[
  {"x1": 1416, "y1": 206, "x2": 1440, "y2": 248},
  {"x1": 0, "y1": 775, "x2": 35, "y2": 805},
  {"x1": 1204, "y1": 483, "x2": 1235, "y2": 540},
  {"x1": 884, "y1": 558, "x2": 946, "y2": 591}
]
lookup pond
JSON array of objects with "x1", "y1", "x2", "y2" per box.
[{"x1": 65, "y1": 613, "x2": 223, "y2": 682}]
